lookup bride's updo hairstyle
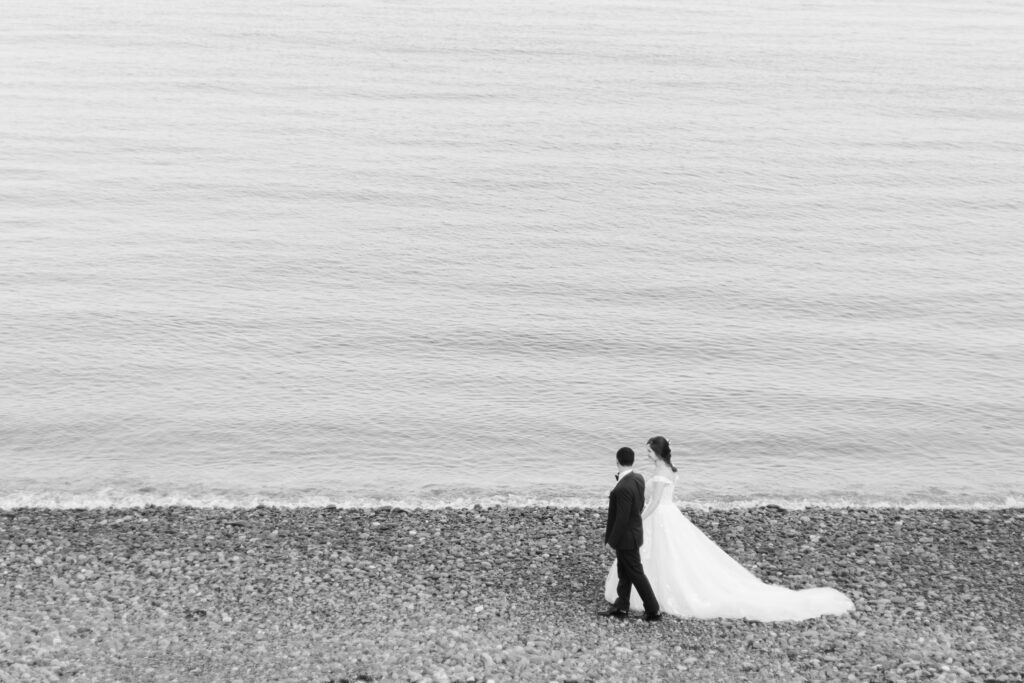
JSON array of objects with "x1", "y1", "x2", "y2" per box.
[{"x1": 647, "y1": 435, "x2": 678, "y2": 473}]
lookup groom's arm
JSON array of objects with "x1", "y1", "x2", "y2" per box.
[
  {"x1": 605, "y1": 492, "x2": 618, "y2": 545},
  {"x1": 605, "y1": 495, "x2": 615, "y2": 544},
  {"x1": 606, "y1": 487, "x2": 635, "y2": 547}
]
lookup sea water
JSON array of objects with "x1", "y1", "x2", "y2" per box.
[{"x1": 2, "y1": 0, "x2": 1023, "y2": 508}]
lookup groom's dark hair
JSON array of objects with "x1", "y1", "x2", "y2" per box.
[{"x1": 616, "y1": 447, "x2": 635, "y2": 466}]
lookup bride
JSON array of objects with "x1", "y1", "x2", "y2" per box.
[{"x1": 604, "y1": 436, "x2": 854, "y2": 621}]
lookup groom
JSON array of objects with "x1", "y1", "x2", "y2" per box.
[{"x1": 601, "y1": 446, "x2": 661, "y2": 621}]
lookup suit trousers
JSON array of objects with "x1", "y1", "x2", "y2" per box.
[{"x1": 613, "y1": 547, "x2": 660, "y2": 615}]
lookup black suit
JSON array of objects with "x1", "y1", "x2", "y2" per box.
[{"x1": 605, "y1": 471, "x2": 660, "y2": 615}]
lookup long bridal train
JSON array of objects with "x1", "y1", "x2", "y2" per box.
[{"x1": 604, "y1": 475, "x2": 854, "y2": 621}]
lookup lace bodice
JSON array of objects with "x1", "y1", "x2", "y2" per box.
[{"x1": 649, "y1": 474, "x2": 676, "y2": 506}]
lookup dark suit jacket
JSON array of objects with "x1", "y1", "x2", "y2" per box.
[{"x1": 605, "y1": 471, "x2": 645, "y2": 550}]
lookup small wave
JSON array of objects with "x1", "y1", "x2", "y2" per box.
[
  {"x1": 1, "y1": 489, "x2": 1021, "y2": 511},
  {"x1": 679, "y1": 496, "x2": 1024, "y2": 512}
]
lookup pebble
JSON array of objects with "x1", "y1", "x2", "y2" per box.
[{"x1": 0, "y1": 506, "x2": 1020, "y2": 681}]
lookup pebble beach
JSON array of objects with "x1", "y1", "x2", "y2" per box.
[{"x1": 1, "y1": 506, "x2": 1022, "y2": 682}]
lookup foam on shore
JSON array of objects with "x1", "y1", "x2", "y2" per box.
[{"x1": 2, "y1": 490, "x2": 1021, "y2": 510}]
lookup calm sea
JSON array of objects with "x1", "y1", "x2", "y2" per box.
[{"x1": 2, "y1": 0, "x2": 1022, "y2": 509}]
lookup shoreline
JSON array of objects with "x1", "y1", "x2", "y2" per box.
[
  {"x1": 3, "y1": 498, "x2": 1023, "y2": 512},
  {"x1": 2, "y1": 507, "x2": 1022, "y2": 681}
]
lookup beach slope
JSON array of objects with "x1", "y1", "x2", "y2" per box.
[{"x1": 1, "y1": 507, "x2": 1022, "y2": 681}]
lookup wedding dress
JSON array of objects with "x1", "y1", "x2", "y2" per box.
[{"x1": 603, "y1": 474, "x2": 854, "y2": 621}]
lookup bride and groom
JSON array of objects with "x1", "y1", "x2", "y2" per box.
[{"x1": 601, "y1": 436, "x2": 854, "y2": 622}]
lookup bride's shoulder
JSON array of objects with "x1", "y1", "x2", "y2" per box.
[{"x1": 650, "y1": 473, "x2": 675, "y2": 485}]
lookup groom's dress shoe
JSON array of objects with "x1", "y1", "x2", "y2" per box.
[
  {"x1": 599, "y1": 608, "x2": 628, "y2": 618},
  {"x1": 642, "y1": 612, "x2": 662, "y2": 622}
]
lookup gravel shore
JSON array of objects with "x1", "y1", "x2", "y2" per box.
[{"x1": 1, "y1": 506, "x2": 1022, "y2": 682}]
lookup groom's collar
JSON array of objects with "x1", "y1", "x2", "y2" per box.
[{"x1": 616, "y1": 468, "x2": 634, "y2": 481}]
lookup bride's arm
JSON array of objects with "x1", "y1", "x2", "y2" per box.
[{"x1": 641, "y1": 481, "x2": 667, "y2": 521}]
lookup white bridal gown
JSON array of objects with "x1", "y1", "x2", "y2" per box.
[{"x1": 604, "y1": 474, "x2": 854, "y2": 621}]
